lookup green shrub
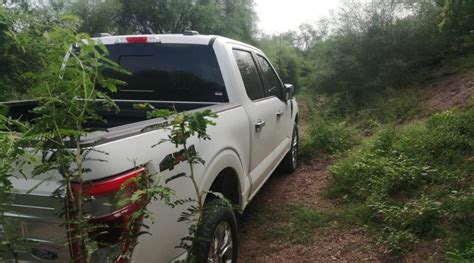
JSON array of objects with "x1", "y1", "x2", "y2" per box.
[
  {"x1": 327, "y1": 108, "x2": 474, "y2": 255},
  {"x1": 447, "y1": 241, "x2": 474, "y2": 262},
  {"x1": 391, "y1": 111, "x2": 473, "y2": 168},
  {"x1": 371, "y1": 92, "x2": 421, "y2": 123},
  {"x1": 445, "y1": 189, "x2": 474, "y2": 262},
  {"x1": 380, "y1": 227, "x2": 417, "y2": 254},
  {"x1": 300, "y1": 112, "x2": 358, "y2": 158},
  {"x1": 327, "y1": 147, "x2": 440, "y2": 201}
]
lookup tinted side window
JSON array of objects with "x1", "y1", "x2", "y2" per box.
[
  {"x1": 233, "y1": 50, "x2": 264, "y2": 100},
  {"x1": 256, "y1": 55, "x2": 283, "y2": 99}
]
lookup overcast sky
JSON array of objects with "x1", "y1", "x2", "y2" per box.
[{"x1": 255, "y1": 0, "x2": 342, "y2": 34}]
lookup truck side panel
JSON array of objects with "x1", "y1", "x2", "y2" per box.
[{"x1": 128, "y1": 106, "x2": 250, "y2": 262}]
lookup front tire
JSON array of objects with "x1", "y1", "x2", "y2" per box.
[
  {"x1": 280, "y1": 124, "x2": 299, "y2": 173},
  {"x1": 194, "y1": 200, "x2": 238, "y2": 263}
]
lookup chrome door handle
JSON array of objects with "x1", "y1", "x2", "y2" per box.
[
  {"x1": 255, "y1": 119, "x2": 266, "y2": 132},
  {"x1": 276, "y1": 110, "x2": 284, "y2": 118}
]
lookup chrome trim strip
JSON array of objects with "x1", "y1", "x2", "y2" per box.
[
  {"x1": 98, "y1": 99, "x2": 225, "y2": 105},
  {"x1": 4, "y1": 203, "x2": 55, "y2": 211},
  {"x1": 2, "y1": 212, "x2": 41, "y2": 220}
]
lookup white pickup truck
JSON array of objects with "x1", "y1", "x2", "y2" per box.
[{"x1": 1, "y1": 33, "x2": 299, "y2": 262}]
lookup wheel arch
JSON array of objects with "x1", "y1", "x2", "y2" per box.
[
  {"x1": 199, "y1": 149, "x2": 248, "y2": 210},
  {"x1": 205, "y1": 167, "x2": 240, "y2": 207}
]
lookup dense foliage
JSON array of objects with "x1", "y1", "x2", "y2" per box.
[
  {"x1": 301, "y1": 1, "x2": 446, "y2": 114},
  {"x1": 49, "y1": 0, "x2": 256, "y2": 42},
  {"x1": 328, "y1": 108, "x2": 474, "y2": 258},
  {"x1": 438, "y1": 0, "x2": 474, "y2": 53},
  {"x1": 0, "y1": 1, "x2": 257, "y2": 100},
  {"x1": 4, "y1": 0, "x2": 471, "y2": 105},
  {"x1": 0, "y1": 5, "x2": 75, "y2": 100},
  {"x1": 256, "y1": 1, "x2": 473, "y2": 115}
]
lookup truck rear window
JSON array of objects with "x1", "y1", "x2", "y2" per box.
[{"x1": 105, "y1": 44, "x2": 228, "y2": 103}]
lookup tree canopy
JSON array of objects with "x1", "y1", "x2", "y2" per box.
[
  {"x1": 438, "y1": 0, "x2": 474, "y2": 52},
  {"x1": 49, "y1": 0, "x2": 256, "y2": 42}
]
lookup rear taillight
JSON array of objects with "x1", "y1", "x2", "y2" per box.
[{"x1": 70, "y1": 167, "x2": 146, "y2": 263}]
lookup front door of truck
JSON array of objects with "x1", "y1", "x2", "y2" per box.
[{"x1": 255, "y1": 54, "x2": 293, "y2": 159}]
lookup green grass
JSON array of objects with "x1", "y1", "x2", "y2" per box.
[
  {"x1": 256, "y1": 204, "x2": 331, "y2": 244},
  {"x1": 255, "y1": 203, "x2": 378, "y2": 245}
]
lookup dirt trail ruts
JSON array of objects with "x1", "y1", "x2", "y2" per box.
[{"x1": 237, "y1": 159, "x2": 387, "y2": 262}]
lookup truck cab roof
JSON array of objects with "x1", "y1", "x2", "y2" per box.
[{"x1": 92, "y1": 33, "x2": 263, "y2": 53}]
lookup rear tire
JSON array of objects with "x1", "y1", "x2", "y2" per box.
[
  {"x1": 280, "y1": 125, "x2": 299, "y2": 173},
  {"x1": 194, "y1": 199, "x2": 238, "y2": 263}
]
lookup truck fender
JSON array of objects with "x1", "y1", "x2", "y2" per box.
[{"x1": 199, "y1": 148, "x2": 249, "y2": 210}]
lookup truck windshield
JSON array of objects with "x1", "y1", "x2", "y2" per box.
[{"x1": 105, "y1": 44, "x2": 228, "y2": 103}]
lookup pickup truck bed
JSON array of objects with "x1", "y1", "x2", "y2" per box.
[
  {"x1": 3, "y1": 100, "x2": 235, "y2": 145},
  {"x1": 4, "y1": 99, "x2": 216, "y2": 128}
]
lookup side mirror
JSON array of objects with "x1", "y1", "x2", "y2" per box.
[{"x1": 284, "y1": 84, "x2": 294, "y2": 101}]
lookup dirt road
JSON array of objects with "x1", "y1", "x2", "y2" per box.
[{"x1": 237, "y1": 158, "x2": 387, "y2": 262}]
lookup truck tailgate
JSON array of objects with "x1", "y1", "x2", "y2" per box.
[{"x1": 1, "y1": 179, "x2": 70, "y2": 262}]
